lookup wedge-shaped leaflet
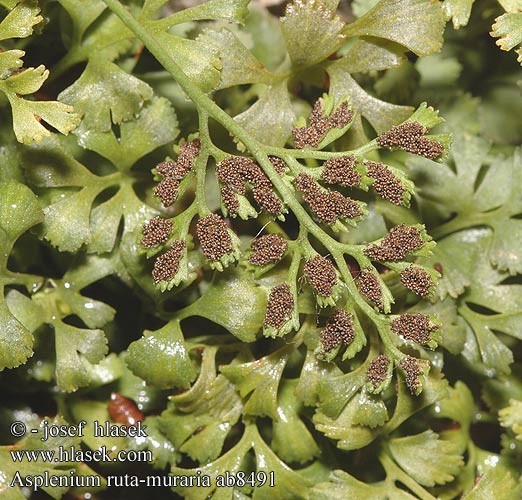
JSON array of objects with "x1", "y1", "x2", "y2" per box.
[
  {"x1": 491, "y1": 12, "x2": 522, "y2": 64},
  {"x1": 22, "y1": 136, "x2": 108, "y2": 251},
  {"x1": 499, "y1": 399, "x2": 522, "y2": 439},
  {"x1": 327, "y1": 68, "x2": 412, "y2": 134},
  {"x1": 55, "y1": 321, "x2": 108, "y2": 392},
  {"x1": 180, "y1": 269, "x2": 266, "y2": 342},
  {"x1": 77, "y1": 96, "x2": 179, "y2": 171},
  {"x1": 311, "y1": 469, "x2": 393, "y2": 499},
  {"x1": 170, "y1": 425, "x2": 253, "y2": 500},
  {"x1": 7, "y1": 97, "x2": 80, "y2": 144},
  {"x1": 252, "y1": 425, "x2": 315, "y2": 500},
  {"x1": 388, "y1": 430, "x2": 463, "y2": 487},
  {"x1": 458, "y1": 234, "x2": 522, "y2": 375},
  {"x1": 10, "y1": 254, "x2": 116, "y2": 391},
  {"x1": 421, "y1": 230, "x2": 482, "y2": 299},
  {"x1": 145, "y1": 0, "x2": 249, "y2": 28},
  {"x1": 0, "y1": 56, "x2": 80, "y2": 144},
  {"x1": 55, "y1": 0, "x2": 132, "y2": 64},
  {"x1": 314, "y1": 371, "x2": 448, "y2": 450},
  {"x1": 221, "y1": 344, "x2": 292, "y2": 419},
  {"x1": 57, "y1": 0, "x2": 106, "y2": 42},
  {"x1": 126, "y1": 318, "x2": 195, "y2": 389},
  {"x1": 410, "y1": 139, "x2": 522, "y2": 274},
  {"x1": 442, "y1": 0, "x2": 476, "y2": 29},
  {"x1": 345, "y1": 0, "x2": 445, "y2": 57},
  {"x1": 462, "y1": 466, "x2": 521, "y2": 499},
  {"x1": 159, "y1": 347, "x2": 242, "y2": 463},
  {"x1": 152, "y1": 31, "x2": 222, "y2": 93},
  {"x1": 0, "y1": 0, "x2": 42, "y2": 41},
  {"x1": 281, "y1": 0, "x2": 346, "y2": 68},
  {"x1": 23, "y1": 131, "x2": 159, "y2": 253},
  {"x1": 271, "y1": 379, "x2": 320, "y2": 463},
  {"x1": 0, "y1": 49, "x2": 24, "y2": 78},
  {"x1": 235, "y1": 80, "x2": 296, "y2": 147},
  {"x1": 198, "y1": 29, "x2": 274, "y2": 89},
  {"x1": 339, "y1": 37, "x2": 407, "y2": 73},
  {"x1": 0, "y1": 182, "x2": 43, "y2": 370},
  {"x1": 58, "y1": 59, "x2": 153, "y2": 133}
]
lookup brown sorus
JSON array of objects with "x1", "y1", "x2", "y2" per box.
[
  {"x1": 400, "y1": 266, "x2": 433, "y2": 296},
  {"x1": 391, "y1": 313, "x2": 437, "y2": 345},
  {"x1": 252, "y1": 184, "x2": 284, "y2": 215},
  {"x1": 304, "y1": 255, "x2": 337, "y2": 296},
  {"x1": 155, "y1": 161, "x2": 177, "y2": 178},
  {"x1": 216, "y1": 157, "x2": 255, "y2": 193},
  {"x1": 400, "y1": 355, "x2": 424, "y2": 395},
  {"x1": 269, "y1": 156, "x2": 287, "y2": 175},
  {"x1": 366, "y1": 354, "x2": 391, "y2": 387},
  {"x1": 221, "y1": 183, "x2": 239, "y2": 215},
  {"x1": 328, "y1": 102, "x2": 353, "y2": 128},
  {"x1": 152, "y1": 241, "x2": 186, "y2": 283},
  {"x1": 173, "y1": 138, "x2": 201, "y2": 178},
  {"x1": 357, "y1": 269, "x2": 384, "y2": 310},
  {"x1": 377, "y1": 121, "x2": 444, "y2": 159},
  {"x1": 366, "y1": 161, "x2": 405, "y2": 205},
  {"x1": 264, "y1": 283, "x2": 294, "y2": 328},
  {"x1": 249, "y1": 234, "x2": 288, "y2": 265},
  {"x1": 154, "y1": 177, "x2": 180, "y2": 207},
  {"x1": 141, "y1": 216, "x2": 173, "y2": 248},
  {"x1": 321, "y1": 309, "x2": 355, "y2": 351},
  {"x1": 196, "y1": 213, "x2": 233, "y2": 261},
  {"x1": 295, "y1": 173, "x2": 362, "y2": 224},
  {"x1": 322, "y1": 155, "x2": 360, "y2": 188},
  {"x1": 216, "y1": 157, "x2": 283, "y2": 215},
  {"x1": 292, "y1": 100, "x2": 353, "y2": 149},
  {"x1": 364, "y1": 224, "x2": 424, "y2": 261}
]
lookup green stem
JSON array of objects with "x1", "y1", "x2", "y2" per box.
[
  {"x1": 380, "y1": 451, "x2": 438, "y2": 500},
  {"x1": 267, "y1": 139, "x2": 379, "y2": 160},
  {"x1": 195, "y1": 110, "x2": 211, "y2": 216},
  {"x1": 103, "y1": 0, "x2": 404, "y2": 360},
  {"x1": 430, "y1": 211, "x2": 494, "y2": 240}
]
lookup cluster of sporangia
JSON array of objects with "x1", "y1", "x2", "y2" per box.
[{"x1": 140, "y1": 98, "x2": 445, "y2": 396}]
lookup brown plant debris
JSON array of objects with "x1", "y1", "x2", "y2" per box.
[
  {"x1": 304, "y1": 255, "x2": 337, "y2": 296},
  {"x1": 196, "y1": 213, "x2": 232, "y2": 261},
  {"x1": 357, "y1": 269, "x2": 383, "y2": 310},
  {"x1": 295, "y1": 173, "x2": 362, "y2": 224},
  {"x1": 293, "y1": 100, "x2": 353, "y2": 149},
  {"x1": 377, "y1": 121, "x2": 444, "y2": 159},
  {"x1": 141, "y1": 216, "x2": 173, "y2": 248},
  {"x1": 154, "y1": 177, "x2": 180, "y2": 207},
  {"x1": 152, "y1": 241, "x2": 186, "y2": 284},
  {"x1": 321, "y1": 309, "x2": 355, "y2": 351},
  {"x1": 391, "y1": 313, "x2": 438, "y2": 345},
  {"x1": 249, "y1": 234, "x2": 288, "y2": 265},
  {"x1": 366, "y1": 354, "x2": 391, "y2": 387},
  {"x1": 322, "y1": 155, "x2": 360, "y2": 187},
  {"x1": 364, "y1": 224, "x2": 424, "y2": 261},
  {"x1": 400, "y1": 266, "x2": 433, "y2": 297},
  {"x1": 264, "y1": 283, "x2": 294, "y2": 328},
  {"x1": 366, "y1": 161, "x2": 405, "y2": 205},
  {"x1": 400, "y1": 355, "x2": 425, "y2": 395}
]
